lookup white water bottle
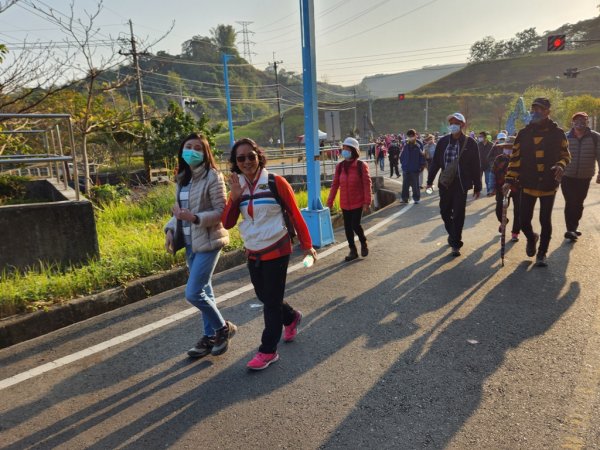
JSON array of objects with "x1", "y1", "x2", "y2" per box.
[{"x1": 302, "y1": 255, "x2": 314, "y2": 268}]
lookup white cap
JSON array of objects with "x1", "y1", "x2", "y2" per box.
[
  {"x1": 446, "y1": 112, "x2": 466, "y2": 123},
  {"x1": 342, "y1": 137, "x2": 360, "y2": 151},
  {"x1": 496, "y1": 132, "x2": 507, "y2": 140}
]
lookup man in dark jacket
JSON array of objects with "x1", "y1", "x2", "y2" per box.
[
  {"x1": 426, "y1": 113, "x2": 482, "y2": 256},
  {"x1": 561, "y1": 111, "x2": 600, "y2": 242},
  {"x1": 388, "y1": 139, "x2": 401, "y2": 178},
  {"x1": 477, "y1": 131, "x2": 494, "y2": 195},
  {"x1": 400, "y1": 129, "x2": 426, "y2": 203},
  {"x1": 503, "y1": 98, "x2": 571, "y2": 267}
]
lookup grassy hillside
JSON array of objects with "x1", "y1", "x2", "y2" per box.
[{"x1": 414, "y1": 43, "x2": 600, "y2": 96}]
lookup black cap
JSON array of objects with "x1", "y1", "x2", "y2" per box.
[{"x1": 532, "y1": 97, "x2": 551, "y2": 109}]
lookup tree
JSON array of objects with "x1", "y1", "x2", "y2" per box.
[
  {"x1": 209, "y1": 25, "x2": 238, "y2": 56},
  {"x1": 469, "y1": 36, "x2": 502, "y2": 62},
  {"x1": 148, "y1": 102, "x2": 222, "y2": 167}
]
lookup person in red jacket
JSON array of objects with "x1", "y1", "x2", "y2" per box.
[
  {"x1": 222, "y1": 138, "x2": 317, "y2": 371},
  {"x1": 326, "y1": 137, "x2": 373, "y2": 261}
]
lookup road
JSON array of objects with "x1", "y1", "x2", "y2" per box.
[{"x1": 1, "y1": 177, "x2": 600, "y2": 449}]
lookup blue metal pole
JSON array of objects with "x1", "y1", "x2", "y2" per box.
[
  {"x1": 299, "y1": 0, "x2": 334, "y2": 247},
  {"x1": 222, "y1": 53, "x2": 235, "y2": 148},
  {"x1": 300, "y1": 0, "x2": 322, "y2": 211}
]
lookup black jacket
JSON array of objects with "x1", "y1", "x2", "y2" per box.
[{"x1": 427, "y1": 133, "x2": 482, "y2": 193}]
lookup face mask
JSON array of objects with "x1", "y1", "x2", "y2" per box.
[
  {"x1": 573, "y1": 120, "x2": 587, "y2": 130},
  {"x1": 477, "y1": 137, "x2": 484, "y2": 143},
  {"x1": 448, "y1": 124, "x2": 461, "y2": 134},
  {"x1": 341, "y1": 149, "x2": 352, "y2": 159},
  {"x1": 182, "y1": 149, "x2": 204, "y2": 167},
  {"x1": 529, "y1": 112, "x2": 543, "y2": 124}
]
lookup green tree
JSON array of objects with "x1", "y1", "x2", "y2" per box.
[
  {"x1": 210, "y1": 24, "x2": 238, "y2": 56},
  {"x1": 469, "y1": 36, "x2": 503, "y2": 62},
  {"x1": 148, "y1": 102, "x2": 222, "y2": 167}
]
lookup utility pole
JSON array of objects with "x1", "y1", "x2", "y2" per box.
[
  {"x1": 272, "y1": 54, "x2": 285, "y2": 149},
  {"x1": 222, "y1": 53, "x2": 235, "y2": 148},
  {"x1": 424, "y1": 97, "x2": 429, "y2": 131},
  {"x1": 353, "y1": 88, "x2": 357, "y2": 135},
  {"x1": 120, "y1": 19, "x2": 147, "y2": 125}
]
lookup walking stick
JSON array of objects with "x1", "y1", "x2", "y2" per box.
[{"x1": 500, "y1": 193, "x2": 510, "y2": 267}]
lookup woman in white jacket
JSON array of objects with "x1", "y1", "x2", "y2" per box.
[{"x1": 165, "y1": 133, "x2": 237, "y2": 359}]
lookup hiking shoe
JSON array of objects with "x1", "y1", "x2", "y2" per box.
[
  {"x1": 247, "y1": 351, "x2": 279, "y2": 370},
  {"x1": 511, "y1": 233, "x2": 519, "y2": 242},
  {"x1": 211, "y1": 321, "x2": 237, "y2": 356},
  {"x1": 451, "y1": 247, "x2": 461, "y2": 257},
  {"x1": 283, "y1": 311, "x2": 302, "y2": 342},
  {"x1": 575, "y1": 230, "x2": 582, "y2": 236},
  {"x1": 526, "y1": 233, "x2": 539, "y2": 257},
  {"x1": 187, "y1": 335, "x2": 214, "y2": 358},
  {"x1": 345, "y1": 247, "x2": 359, "y2": 262},
  {"x1": 535, "y1": 254, "x2": 548, "y2": 267},
  {"x1": 360, "y1": 241, "x2": 369, "y2": 257},
  {"x1": 564, "y1": 231, "x2": 578, "y2": 242}
]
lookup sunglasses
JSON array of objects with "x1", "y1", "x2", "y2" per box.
[{"x1": 236, "y1": 153, "x2": 257, "y2": 163}]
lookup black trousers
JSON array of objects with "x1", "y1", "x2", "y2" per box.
[
  {"x1": 342, "y1": 207, "x2": 366, "y2": 247},
  {"x1": 520, "y1": 191, "x2": 556, "y2": 255},
  {"x1": 495, "y1": 189, "x2": 521, "y2": 234},
  {"x1": 389, "y1": 161, "x2": 400, "y2": 177},
  {"x1": 561, "y1": 176, "x2": 591, "y2": 232},
  {"x1": 248, "y1": 254, "x2": 295, "y2": 354},
  {"x1": 439, "y1": 181, "x2": 468, "y2": 248}
]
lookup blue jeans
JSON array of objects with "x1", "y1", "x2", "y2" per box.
[
  {"x1": 185, "y1": 246, "x2": 225, "y2": 337},
  {"x1": 484, "y1": 169, "x2": 495, "y2": 194},
  {"x1": 402, "y1": 172, "x2": 421, "y2": 202}
]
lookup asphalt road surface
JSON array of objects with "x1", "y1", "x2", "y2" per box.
[{"x1": 1, "y1": 177, "x2": 600, "y2": 449}]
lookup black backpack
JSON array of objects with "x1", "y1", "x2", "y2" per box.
[{"x1": 267, "y1": 173, "x2": 297, "y2": 241}]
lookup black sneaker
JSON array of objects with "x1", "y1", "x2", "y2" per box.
[
  {"x1": 360, "y1": 241, "x2": 369, "y2": 257},
  {"x1": 575, "y1": 230, "x2": 582, "y2": 236},
  {"x1": 211, "y1": 321, "x2": 237, "y2": 356},
  {"x1": 526, "y1": 233, "x2": 539, "y2": 257},
  {"x1": 451, "y1": 247, "x2": 461, "y2": 257},
  {"x1": 564, "y1": 231, "x2": 578, "y2": 242},
  {"x1": 187, "y1": 335, "x2": 214, "y2": 358},
  {"x1": 535, "y1": 254, "x2": 548, "y2": 267},
  {"x1": 345, "y1": 247, "x2": 359, "y2": 262}
]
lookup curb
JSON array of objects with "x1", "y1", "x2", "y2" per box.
[{"x1": 0, "y1": 250, "x2": 246, "y2": 349}]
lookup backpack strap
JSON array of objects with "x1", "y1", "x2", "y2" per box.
[{"x1": 267, "y1": 173, "x2": 296, "y2": 240}]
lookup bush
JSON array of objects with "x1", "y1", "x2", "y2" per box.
[
  {"x1": 89, "y1": 184, "x2": 131, "y2": 207},
  {"x1": 0, "y1": 175, "x2": 30, "y2": 205}
]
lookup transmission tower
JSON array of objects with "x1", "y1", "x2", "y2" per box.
[{"x1": 236, "y1": 21, "x2": 255, "y2": 63}]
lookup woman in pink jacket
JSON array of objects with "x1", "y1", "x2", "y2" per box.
[{"x1": 327, "y1": 137, "x2": 373, "y2": 261}]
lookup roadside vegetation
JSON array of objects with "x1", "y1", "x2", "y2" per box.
[{"x1": 0, "y1": 183, "x2": 339, "y2": 318}]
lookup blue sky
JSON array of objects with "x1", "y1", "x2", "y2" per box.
[{"x1": 0, "y1": 0, "x2": 598, "y2": 86}]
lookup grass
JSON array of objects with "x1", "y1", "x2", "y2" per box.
[{"x1": 0, "y1": 184, "x2": 336, "y2": 318}]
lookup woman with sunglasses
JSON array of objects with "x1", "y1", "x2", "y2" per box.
[
  {"x1": 222, "y1": 138, "x2": 318, "y2": 371},
  {"x1": 165, "y1": 133, "x2": 237, "y2": 359}
]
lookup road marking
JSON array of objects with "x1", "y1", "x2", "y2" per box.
[{"x1": 0, "y1": 203, "x2": 413, "y2": 391}]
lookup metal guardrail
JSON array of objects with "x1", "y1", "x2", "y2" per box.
[{"x1": 0, "y1": 114, "x2": 80, "y2": 200}]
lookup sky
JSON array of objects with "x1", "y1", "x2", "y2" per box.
[{"x1": 0, "y1": 0, "x2": 598, "y2": 86}]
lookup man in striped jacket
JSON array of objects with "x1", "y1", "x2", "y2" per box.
[
  {"x1": 503, "y1": 97, "x2": 571, "y2": 267},
  {"x1": 561, "y1": 112, "x2": 600, "y2": 242}
]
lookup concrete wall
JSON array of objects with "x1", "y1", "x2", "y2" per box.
[{"x1": 0, "y1": 199, "x2": 99, "y2": 272}]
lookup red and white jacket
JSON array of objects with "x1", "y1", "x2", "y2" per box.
[{"x1": 222, "y1": 168, "x2": 312, "y2": 261}]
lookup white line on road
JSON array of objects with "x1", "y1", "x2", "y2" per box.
[{"x1": 0, "y1": 203, "x2": 413, "y2": 391}]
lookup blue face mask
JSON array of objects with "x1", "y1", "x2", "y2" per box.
[
  {"x1": 448, "y1": 124, "x2": 461, "y2": 134},
  {"x1": 341, "y1": 150, "x2": 352, "y2": 159},
  {"x1": 182, "y1": 149, "x2": 204, "y2": 167},
  {"x1": 529, "y1": 112, "x2": 543, "y2": 123}
]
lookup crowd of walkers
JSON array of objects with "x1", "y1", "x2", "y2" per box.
[{"x1": 164, "y1": 97, "x2": 599, "y2": 371}]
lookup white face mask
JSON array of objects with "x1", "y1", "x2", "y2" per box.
[
  {"x1": 448, "y1": 124, "x2": 461, "y2": 134},
  {"x1": 477, "y1": 137, "x2": 484, "y2": 143}
]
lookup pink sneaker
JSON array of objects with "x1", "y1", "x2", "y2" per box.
[
  {"x1": 247, "y1": 352, "x2": 279, "y2": 370},
  {"x1": 283, "y1": 311, "x2": 303, "y2": 342}
]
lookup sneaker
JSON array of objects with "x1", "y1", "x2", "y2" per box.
[
  {"x1": 414, "y1": 200, "x2": 420, "y2": 204},
  {"x1": 400, "y1": 199, "x2": 409, "y2": 204},
  {"x1": 247, "y1": 351, "x2": 279, "y2": 370},
  {"x1": 451, "y1": 247, "x2": 461, "y2": 257},
  {"x1": 360, "y1": 241, "x2": 369, "y2": 257},
  {"x1": 575, "y1": 230, "x2": 582, "y2": 236},
  {"x1": 283, "y1": 311, "x2": 302, "y2": 342},
  {"x1": 211, "y1": 321, "x2": 237, "y2": 356},
  {"x1": 526, "y1": 233, "x2": 539, "y2": 257},
  {"x1": 345, "y1": 247, "x2": 359, "y2": 262},
  {"x1": 535, "y1": 254, "x2": 548, "y2": 267},
  {"x1": 564, "y1": 231, "x2": 578, "y2": 242},
  {"x1": 511, "y1": 233, "x2": 519, "y2": 242},
  {"x1": 187, "y1": 335, "x2": 214, "y2": 358}
]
